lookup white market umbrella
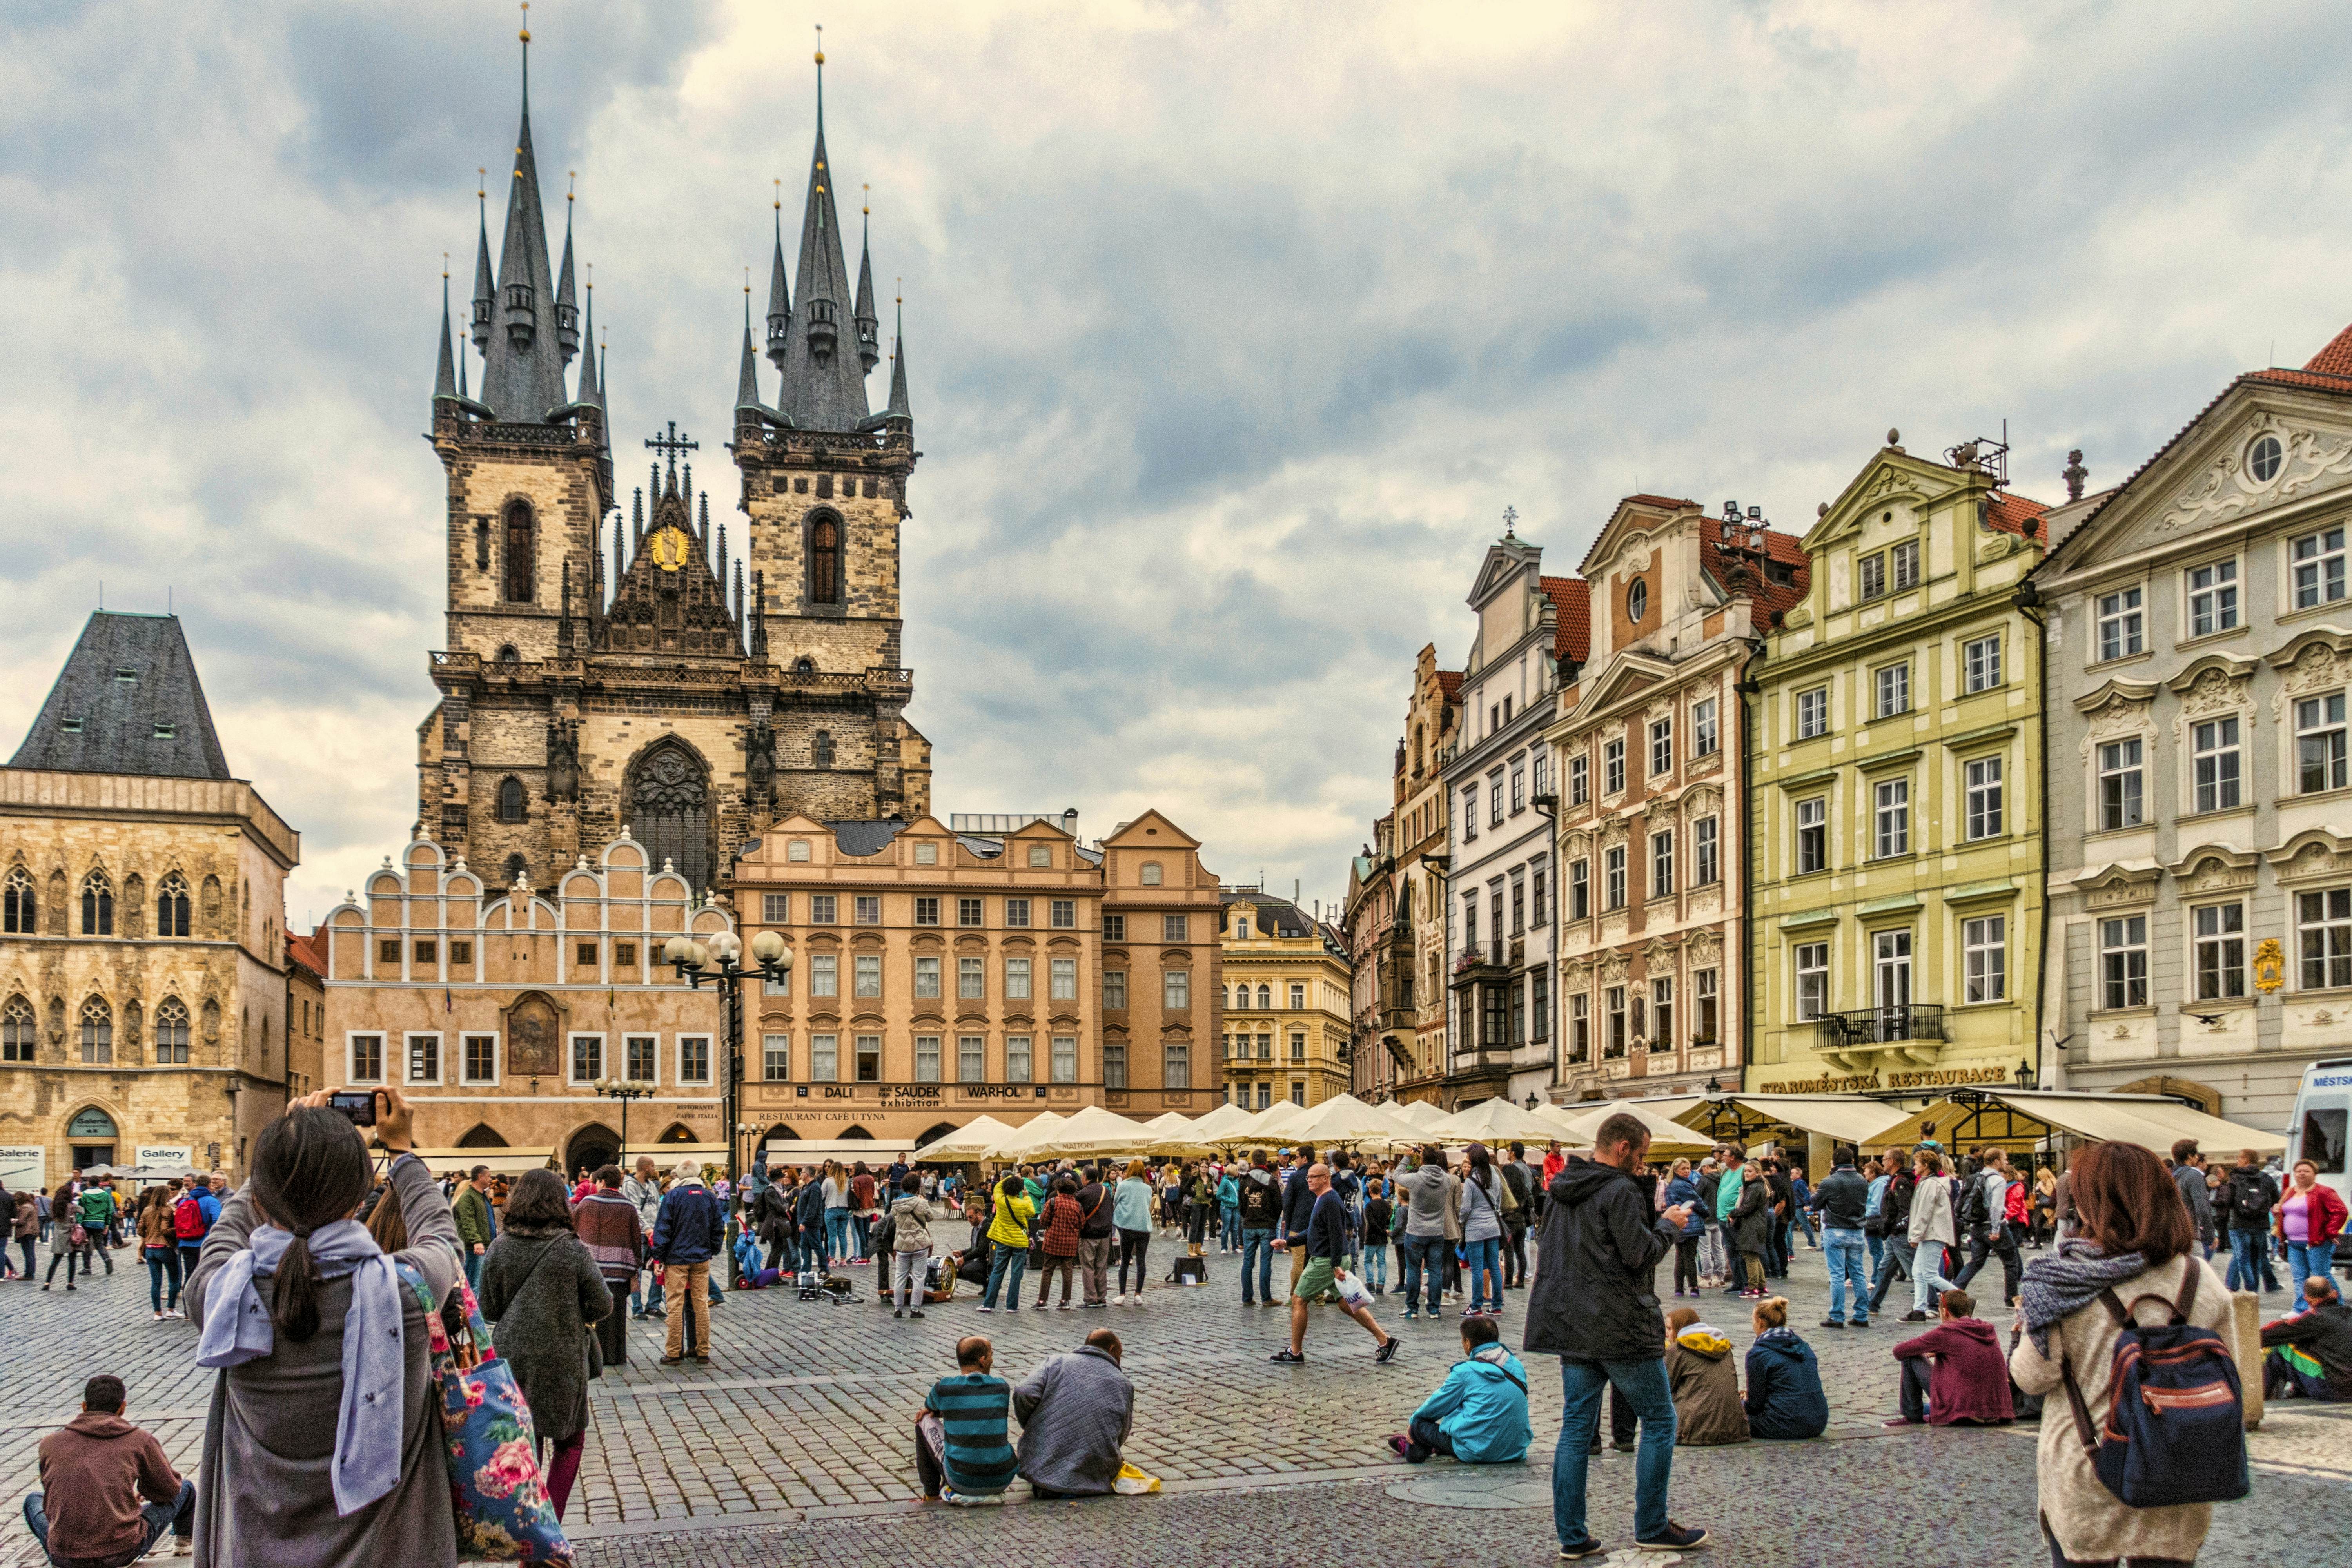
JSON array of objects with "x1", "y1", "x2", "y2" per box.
[
  {"x1": 980, "y1": 1111, "x2": 1067, "y2": 1163},
  {"x1": 1214, "y1": 1098, "x2": 1308, "y2": 1147},
  {"x1": 1139, "y1": 1110, "x2": 1216, "y2": 1158},
  {"x1": 1186, "y1": 1101, "x2": 1259, "y2": 1144},
  {"x1": 1265, "y1": 1093, "x2": 1423, "y2": 1152},
  {"x1": 1391, "y1": 1100, "x2": 1453, "y2": 1132},
  {"x1": 1025, "y1": 1104, "x2": 1152, "y2": 1159},
  {"x1": 913, "y1": 1115, "x2": 1021, "y2": 1163},
  {"x1": 1557, "y1": 1100, "x2": 1715, "y2": 1158},
  {"x1": 1430, "y1": 1097, "x2": 1561, "y2": 1146}
]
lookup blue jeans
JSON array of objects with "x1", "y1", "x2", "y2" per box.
[
  {"x1": 2227, "y1": 1228, "x2": 2268, "y2": 1291},
  {"x1": 1240, "y1": 1228, "x2": 1274, "y2": 1303},
  {"x1": 1792, "y1": 1207, "x2": 1818, "y2": 1247},
  {"x1": 1553, "y1": 1357, "x2": 1676, "y2": 1548},
  {"x1": 982, "y1": 1244, "x2": 1027, "y2": 1309},
  {"x1": 1220, "y1": 1204, "x2": 1241, "y2": 1250},
  {"x1": 826, "y1": 1209, "x2": 852, "y2": 1263},
  {"x1": 1912, "y1": 1240, "x2": 1955, "y2": 1316},
  {"x1": 2285, "y1": 1239, "x2": 2336, "y2": 1293},
  {"x1": 1465, "y1": 1236, "x2": 1502, "y2": 1313},
  {"x1": 1400, "y1": 1234, "x2": 1446, "y2": 1312},
  {"x1": 1363, "y1": 1243, "x2": 1388, "y2": 1292},
  {"x1": 1823, "y1": 1227, "x2": 1869, "y2": 1323},
  {"x1": 464, "y1": 1249, "x2": 482, "y2": 1290},
  {"x1": 852, "y1": 1213, "x2": 872, "y2": 1259},
  {"x1": 1866, "y1": 1232, "x2": 1886, "y2": 1280},
  {"x1": 28, "y1": 1477, "x2": 194, "y2": 1562},
  {"x1": 144, "y1": 1246, "x2": 182, "y2": 1313}
]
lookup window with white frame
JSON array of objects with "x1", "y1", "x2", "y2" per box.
[
  {"x1": 1568, "y1": 754, "x2": 1589, "y2": 806},
  {"x1": 2298, "y1": 888, "x2": 2352, "y2": 989},
  {"x1": 811, "y1": 1033, "x2": 839, "y2": 1082},
  {"x1": 1651, "y1": 976, "x2": 1674, "y2": 1050},
  {"x1": 1005, "y1": 898, "x2": 1031, "y2": 928},
  {"x1": 1797, "y1": 686, "x2": 1828, "y2": 740},
  {"x1": 1569, "y1": 993, "x2": 1590, "y2": 1060},
  {"x1": 2096, "y1": 587, "x2": 2145, "y2": 661},
  {"x1": 1650, "y1": 830, "x2": 1675, "y2": 900},
  {"x1": 1693, "y1": 968, "x2": 1718, "y2": 1042},
  {"x1": 1510, "y1": 765, "x2": 1526, "y2": 815},
  {"x1": 1004, "y1": 957, "x2": 1032, "y2": 1001},
  {"x1": 406, "y1": 1033, "x2": 440, "y2": 1085},
  {"x1": 762, "y1": 1033, "x2": 791, "y2": 1081},
  {"x1": 858, "y1": 1034, "x2": 884, "y2": 1083},
  {"x1": 1104, "y1": 971, "x2": 1127, "y2": 1010},
  {"x1": 569, "y1": 1033, "x2": 603, "y2": 1083},
  {"x1": 1964, "y1": 756, "x2": 2004, "y2": 840},
  {"x1": 1569, "y1": 859, "x2": 1590, "y2": 920},
  {"x1": 1289, "y1": 982, "x2": 1307, "y2": 1010},
  {"x1": 854, "y1": 954, "x2": 882, "y2": 998},
  {"x1": 2293, "y1": 526, "x2": 2347, "y2": 610},
  {"x1": 1796, "y1": 796, "x2": 1827, "y2": 874},
  {"x1": 2098, "y1": 739, "x2": 2145, "y2": 829},
  {"x1": 1051, "y1": 899, "x2": 1076, "y2": 929},
  {"x1": 1051, "y1": 958, "x2": 1077, "y2": 1001},
  {"x1": 1650, "y1": 718, "x2": 1673, "y2": 779},
  {"x1": 2297, "y1": 694, "x2": 2348, "y2": 794},
  {"x1": 1489, "y1": 777, "x2": 1504, "y2": 828},
  {"x1": 1162, "y1": 915, "x2": 1188, "y2": 942},
  {"x1": 915, "y1": 955, "x2": 941, "y2": 998},
  {"x1": 1530, "y1": 858, "x2": 1549, "y2": 923},
  {"x1": 1532, "y1": 746, "x2": 1550, "y2": 797},
  {"x1": 1006, "y1": 1035, "x2": 1033, "y2": 1083},
  {"x1": 625, "y1": 1034, "x2": 657, "y2": 1082},
  {"x1": 1873, "y1": 778, "x2": 1909, "y2": 857},
  {"x1": 810, "y1": 895, "x2": 837, "y2": 924},
  {"x1": 958, "y1": 956, "x2": 984, "y2": 1000},
  {"x1": 811, "y1": 953, "x2": 838, "y2": 997},
  {"x1": 958, "y1": 1034, "x2": 985, "y2": 1083},
  {"x1": 1604, "y1": 986, "x2": 1627, "y2": 1056},
  {"x1": 1794, "y1": 944, "x2": 1828, "y2": 1021},
  {"x1": 855, "y1": 895, "x2": 881, "y2": 925},
  {"x1": 2193, "y1": 903, "x2": 2246, "y2": 1000},
  {"x1": 677, "y1": 1035, "x2": 711, "y2": 1084},
  {"x1": 1603, "y1": 846, "x2": 1627, "y2": 910},
  {"x1": 1461, "y1": 786, "x2": 1479, "y2": 842},
  {"x1": 1693, "y1": 698, "x2": 1719, "y2": 757},
  {"x1": 2187, "y1": 560, "x2": 2239, "y2": 636},
  {"x1": 2099, "y1": 916, "x2": 2149, "y2": 1009},
  {"x1": 350, "y1": 1033, "x2": 384, "y2": 1082},
  {"x1": 1694, "y1": 817, "x2": 1719, "y2": 884},
  {"x1": 1964, "y1": 635, "x2": 2002, "y2": 693},
  {"x1": 1164, "y1": 969, "x2": 1190, "y2": 1009},
  {"x1": 2192, "y1": 717, "x2": 2242, "y2": 813},
  {"x1": 1891, "y1": 539, "x2": 1920, "y2": 591},
  {"x1": 1462, "y1": 893, "x2": 1478, "y2": 953},
  {"x1": 1604, "y1": 738, "x2": 1626, "y2": 794},
  {"x1": 1875, "y1": 662, "x2": 1909, "y2": 719},
  {"x1": 915, "y1": 1035, "x2": 941, "y2": 1082},
  {"x1": 1164, "y1": 1041, "x2": 1190, "y2": 1089},
  {"x1": 1963, "y1": 915, "x2": 2006, "y2": 1002},
  {"x1": 762, "y1": 893, "x2": 788, "y2": 923},
  {"x1": 1051, "y1": 1035, "x2": 1077, "y2": 1083}
]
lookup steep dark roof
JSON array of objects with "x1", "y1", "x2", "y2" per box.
[
  {"x1": 1698, "y1": 519, "x2": 1812, "y2": 624},
  {"x1": 1219, "y1": 889, "x2": 1316, "y2": 937},
  {"x1": 7, "y1": 613, "x2": 233, "y2": 780},
  {"x1": 830, "y1": 820, "x2": 908, "y2": 858}
]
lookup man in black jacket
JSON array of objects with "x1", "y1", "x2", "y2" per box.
[
  {"x1": 1522, "y1": 1112, "x2": 1706, "y2": 1558},
  {"x1": 1866, "y1": 1163, "x2": 1918, "y2": 1319},
  {"x1": 1279, "y1": 1147, "x2": 1319, "y2": 1301},
  {"x1": 1811, "y1": 1150, "x2": 1871, "y2": 1329},
  {"x1": 1235, "y1": 1152, "x2": 1283, "y2": 1307}
]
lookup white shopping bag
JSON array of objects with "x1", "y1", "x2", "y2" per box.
[{"x1": 1334, "y1": 1268, "x2": 1374, "y2": 1310}]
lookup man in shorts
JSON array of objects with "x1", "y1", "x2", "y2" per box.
[{"x1": 1270, "y1": 1163, "x2": 1398, "y2": 1366}]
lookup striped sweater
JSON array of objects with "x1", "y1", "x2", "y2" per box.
[{"x1": 924, "y1": 1372, "x2": 1018, "y2": 1495}]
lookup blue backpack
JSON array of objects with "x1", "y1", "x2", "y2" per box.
[{"x1": 2058, "y1": 1265, "x2": 2248, "y2": 1508}]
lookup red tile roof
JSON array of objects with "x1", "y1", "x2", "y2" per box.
[
  {"x1": 2305, "y1": 322, "x2": 2352, "y2": 379},
  {"x1": 1540, "y1": 576, "x2": 1590, "y2": 662},
  {"x1": 287, "y1": 928, "x2": 326, "y2": 982},
  {"x1": 1436, "y1": 669, "x2": 1463, "y2": 702},
  {"x1": 1698, "y1": 520, "x2": 1811, "y2": 624},
  {"x1": 1987, "y1": 492, "x2": 2052, "y2": 539}
]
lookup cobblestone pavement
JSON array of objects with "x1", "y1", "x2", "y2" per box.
[{"x1": 3, "y1": 1234, "x2": 2346, "y2": 1566}]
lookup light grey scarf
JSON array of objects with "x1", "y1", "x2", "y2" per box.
[{"x1": 196, "y1": 1218, "x2": 405, "y2": 1516}]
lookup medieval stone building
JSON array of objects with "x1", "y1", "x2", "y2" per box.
[{"x1": 419, "y1": 39, "x2": 931, "y2": 903}]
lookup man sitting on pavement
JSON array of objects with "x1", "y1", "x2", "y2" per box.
[
  {"x1": 1269, "y1": 1162, "x2": 1399, "y2": 1366},
  {"x1": 1388, "y1": 1314, "x2": 1530, "y2": 1464},
  {"x1": 1886, "y1": 1287, "x2": 2014, "y2": 1427},
  {"x1": 2261, "y1": 1274, "x2": 2352, "y2": 1402},
  {"x1": 1013, "y1": 1328, "x2": 1136, "y2": 1499},
  {"x1": 920, "y1": 1336, "x2": 1019, "y2": 1505},
  {"x1": 23, "y1": 1374, "x2": 193, "y2": 1566}
]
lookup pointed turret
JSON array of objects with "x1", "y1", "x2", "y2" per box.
[
  {"x1": 555, "y1": 179, "x2": 581, "y2": 367},
  {"x1": 575, "y1": 268, "x2": 601, "y2": 407},
  {"x1": 773, "y1": 40, "x2": 871, "y2": 431},
  {"x1": 884, "y1": 292, "x2": 911, "y2": 428},
  {"x1": 853, "y1": 191, "x2": 880, "y2": 374},
  {"x1": 764, "y1": 182, "x2": 792, "y2": 371},
  {"x1": 735, "y1": 285, "x2": 763, "y2": 412},
  {"x1": 469, "y1": 176, "x2": 494, "y2": 353},
  {"x1": 434, "y1": 265, "x2": 459, "y2": 402},
  {"x1": 480, "y1": 20, "x2": 568, "y2": 421}
]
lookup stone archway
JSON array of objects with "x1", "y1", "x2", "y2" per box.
[
  {"x1": 914, "y1": 1121, "x2": 959, "y2": 1149},
  {"x1": 2116, "y1": 1075, "x2": 2222, "y2": 1116},
  {"x1": 457, "y1": 1123, "x2": 510, "y2": 1149},
  {"x1": 564, "y1": 1122, "x2": 621, "y2": 1178}
]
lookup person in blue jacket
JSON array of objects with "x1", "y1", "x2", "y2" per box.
[
  {"x1": 1387, "y1": 1315, "x2": 1532, "y2": 1463},
  {"x1": 1663, "y1": 1158, "x2": 1705, "y2": 1298},
  {"x1": 1741, "y1": 1296, "x2": 1829, "y2": 1440}
]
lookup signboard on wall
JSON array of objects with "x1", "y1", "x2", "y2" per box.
[
  {"x1": 0, "y1": 1147, "x2": 45, "y2": 1191},
  {"x1": 136, "y1": 1145, "x2": 193, "y2": 1171}
]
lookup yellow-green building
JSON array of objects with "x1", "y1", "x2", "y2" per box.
[
  {"x1": 1218, "y1": 889, "x2": 1352, "y2": 1111},
  {"x1": 1748, "y1": 437, "x2": 2051, "y2": 1102}
]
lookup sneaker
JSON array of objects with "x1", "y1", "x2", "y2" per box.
[
  {"x1": 1558, "y1": 1540, "x2": 1607, "y2": 1560},
  {"x1": 938, "y1": 1487, "x2": 1005, "y2": 1507},
  {"x1": 1901, "y1": 1310, "x2": 1929, "y2": 1322},
  {"x1": 977, "y1": 1305, "x2": 994, "y2": 1314},
  {"x1": 1269, "y1": 1349, "x2": 1305, "y2": 1363},
  {"x1": 1058, "y1": 1301, "x2": 1075, "y2": 1310},
  {"x1": 154, "y1": 1311, "x2": 165, "y2": 1321},
  {"x1": 893, "y1": 1309, "x2": 905, "y2": 1318},
  {"x1": 1082, "y1": 1300, "x2": 1107, "y2": 1309},
  {"x1": 1818, "y1": 1318, "x2": 1846, "y2": 1328},
  {"x1": 1852, "y1": 1318, "x2": 1870, "y2": 1328},
  {"x1": 1375, "y1": 1336, "x2": 1399, "y2": 1364},
  {"x1": 660, "y1": 1354, "x2": 683, "y2": 1365},
  {"x1": 908, "y1": 1309, "x2": 925, "y2": 1319},
  {"x1": 1403, "y1": 1309, "x2": 1418, "y2": 1321},
  {"x1": 1635, "y1": 1520, "x2": 1708, "y2": 1552}
]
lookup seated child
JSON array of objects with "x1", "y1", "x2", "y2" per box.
[
  {"x1": 1742, "y1": 1296, "x2": 1828, "y2": 1439},
  {"x1": 1386, "y1": 1314, "x2": 1531, "y2": 1464},
  {"x1": 918, "y1": 1336, "x2": 1017, "y2": 1505},
  {"x1": 1664, "y1": 1307, "x2": 1749, "y2": 1445}
]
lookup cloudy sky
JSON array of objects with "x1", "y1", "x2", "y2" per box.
[{"x1": 5, "y1": 1, "x2": 2350, "y2": 929}]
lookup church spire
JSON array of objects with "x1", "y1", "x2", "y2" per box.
[
  {"x1": 480, "y1": 4, "x2": 568, "y2": 421},
  {"x1": 469, "y1": 172, "x2": 494, "y2": 353},
  {"x1": 736, "y1": 275, "x2": 762, "y2": 411},
  {"x1": 555, "y1": 173, "x2": 581, "y2": 368},
  {"x1": 575, "y1": 264, "x2": 600, "y2": 406},
  {"x1": 764, "y1": 179, "x2": 791, "y2": 372},
  {"x1": 773, "y1": 27, "x2": 871, "y2": 431},
  {"x1": 884, "y1": 287, "x2": 911, "y2": 428},
  {"x1": 434, "y1": 260, "x2": 459, "y2": 402},
  {"x1": 853, "y1": 187, "x2": 880, "y2": 374}
]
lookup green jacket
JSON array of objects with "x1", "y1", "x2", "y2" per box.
[
  {"x1": 1715, "y1": 1170, "x2": 1743, "y2": 1224},
  {"x1": 76, "y1": 1188, "x2": 115, "y2": 1227},
  {"x1": 453, "y1": 1183, "x2": 493, "y2": 1248}
]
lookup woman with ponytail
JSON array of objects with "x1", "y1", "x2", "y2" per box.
[{"x1": 185, "y1": 1086, "x2": 464, "y2": 1566}]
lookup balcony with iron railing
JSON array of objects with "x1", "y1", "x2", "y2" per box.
[{"x1": 1814, "y1": 1004, "x2": 1947, "y2": 1054}]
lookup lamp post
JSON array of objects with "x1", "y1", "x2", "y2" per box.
[
  {"x1": 666, "y1": 928, "x2": 793, "y2": 1188},
  {"x1": 2014, "y1": 1059, "x2": 2036, "y2": 1092},
  {"x1": 593, "y1": 1077, "x2": 657, "y2": 1168}
]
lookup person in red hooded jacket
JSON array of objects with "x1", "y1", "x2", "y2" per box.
[{"x1": 1886, "y1": 1287, "x2": 2013, "y2": 1427}]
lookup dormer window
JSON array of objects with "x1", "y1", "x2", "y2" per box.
[
  {"x1": 505, "y1": 283, "x2": 534, "y2": 312},
  {"x1": 60, "y1": 718, "x2": 82, "y2": 733},
  {"x1": 113, "y1": 667, "x2": 137, "y2": 684}
]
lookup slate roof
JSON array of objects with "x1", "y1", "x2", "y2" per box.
[
  {"x1": 1539, "y1": 576, "x2": 1590, "y2": 662},
  {"x1": 1219, "y1": 889, "x2": 1317, "y2": 938},
  {"x1": 829, "y1": 820, "x2": 908, "y2": 858},
  {"x1": 7, "y1": 613, "x2": 233, "y2": 780}
]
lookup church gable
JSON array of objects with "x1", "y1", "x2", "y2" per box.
[{"x1": 596, "y1": 465, "x2": 743, "y2": 660}]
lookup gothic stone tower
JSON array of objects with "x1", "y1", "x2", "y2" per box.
[{"x1": 418, "y1": 27, "x2": 929, "y2": 900}]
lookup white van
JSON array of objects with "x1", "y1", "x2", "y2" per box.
[{"x1": 2285, "y1": 1058, "x2": 2352, "y2": 1269}]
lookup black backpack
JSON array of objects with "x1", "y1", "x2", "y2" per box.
[{"x1": 2225, "y1": 1169, "x2": 2274, "y2": 1226}]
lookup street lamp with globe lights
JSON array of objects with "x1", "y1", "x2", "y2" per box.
[
  {"x1": 592, "y1": 1076, "x2": 658, "y2": 1169},
  {"x1": 666, "y1": 929, "x2": 793, "y2": 1188}
]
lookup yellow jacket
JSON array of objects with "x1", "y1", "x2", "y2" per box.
[{"x1": 987, "y1": 1191, "x2": 1036, "y2": 1249}]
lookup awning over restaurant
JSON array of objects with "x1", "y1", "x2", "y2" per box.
[
  {"x1": 1859, "y1": 1091, "x2": 2287, "y2": 1155},
  {"x1": 1677, "y1": 1095, "x2": 1913, "y2": 1146},
  {"x1": 410, "y1": 1146, "x2": 557, "y2": 1176},
  {"x1": 761, "y1": 1139, "x2": 918, "y2": 1160}
]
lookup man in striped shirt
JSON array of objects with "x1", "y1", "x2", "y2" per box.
[{"x1": 920, "y1": 1337, "x2": 1017, "y2": 1505}]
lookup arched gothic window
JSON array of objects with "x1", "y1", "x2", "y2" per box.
[
  {"x1": 793, "y1": 656, "x2": 816, "y2": 674},
  {"x1": 2, "y1": 867, "x2": 32, "y2": 935},
  {"x1": 812, "y1": 731, "x2": 835, "y2": 769},
  {"x1": 496, "y1": 644, "x2": 521, "y2": 665},
  {"x1": 808, "y1": 517, "x2": 841, "y2": 605},
  {"x1": 156, "y1": 873, "x2": 190, "y2": 938},
  {"x1": 81, "y1": 871, "x2": 113, "y2": 936},
  {"x1": 78, "y1": 996, "x2": 112, "y2": 1064},
  {"x1": 505, "y1": 853, "x2": 529, "y2": 889},
  {"x1": 154, "y1": 997, "x2": 190, "y2": 1064},
  {"x1": 630, "y1": 740, "x2": 712, "y2": 893},
  {"x1": 497, "y1": 777, "x2": 527, "y2": 823},
  {"x1": 503, "y1": 501, "x2": 536, "y2": 603},
  {"x1": 1, "y1": 995, "x2": 34, "y2": 1063}
]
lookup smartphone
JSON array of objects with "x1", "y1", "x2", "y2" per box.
[{"x1": 328, "y1": 1089, "x2": 379, "y2": 1127}]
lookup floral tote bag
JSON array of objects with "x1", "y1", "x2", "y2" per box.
[{"x1": 396, "y1": 1262, "x2": 574, "y2": 1563}]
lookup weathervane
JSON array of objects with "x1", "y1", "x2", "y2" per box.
[{"x1": 1501, "y1": 505, "x2": 1519, "y2": 539}]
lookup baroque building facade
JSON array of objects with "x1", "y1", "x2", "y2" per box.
[
  {"x1": 1, "y1": 613, "x2": 298, "y2": 1186},
  {"x1": 1220, "y1": 888, "x2": 1351, "y2": 1111},
  {"x1": 1548, "y1": 496, "x2": 1806, "y2": 1104},
  {"x1": 420, "y1": 40, "x2": 929, "y2": 904},
  {"x1": 2036, "y1": 322, "x2": 2352, "y2": 1126},
  {"x1": 1748, "y1": 438, "x2": 2050, "y2": 1101},
  {"x1": 1441, "y1": 527, "x2": 1586, "y2": 1109},
  {"x1": 731, "y1": 809, "x2": 1222, "y2": 1145}
]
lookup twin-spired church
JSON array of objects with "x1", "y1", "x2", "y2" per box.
[{"x1": 421, "y1": 39, "x2": 930, "y2": 902}]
